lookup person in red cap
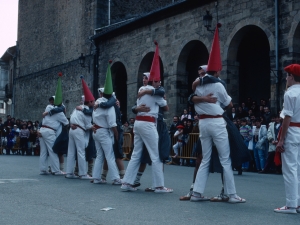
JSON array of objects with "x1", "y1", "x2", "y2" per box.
[
  {"x1": 189, "y1": 25, "x2": 246, "y2": 203},
  {"x1": 121, "y1": 41, "x2": 173, "y2": 193},
  {"x1": 274, "y1": 64, "x2": 300, "y2": 214},
  {"x1": 172, "y1": 125, "x2": 185, "y2": 160},
  {"x1": 65, "y1": 77, "x2": 95, "y2": 179}
]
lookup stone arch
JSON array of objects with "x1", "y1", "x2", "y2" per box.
[
  {"x1": 137, "y1": 52, "x2": 164, "y2": 90},
  {"x1": 111, "y1": 61, "x2": 128, "y2": 123},
  {"x1": 225, "y1": 22, "x2": 272, "y2": 106},
  {"x1": 287, "y1": 12, "x2": 300, "y2": 54},
  {"x1": 176, "y1": 40, "x2": 209, "y2": 113}
]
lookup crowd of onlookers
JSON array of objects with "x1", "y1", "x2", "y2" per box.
[
  {"x1": 168, "y1": 98, "x2": 283, "y2": 174},
  {"x1": 0, "y1": 115, "x2": 40, "y2": 156}
]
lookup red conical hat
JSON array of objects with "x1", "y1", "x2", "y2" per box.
[
  {"x1": 207, "y1": 25, "x2": 222, "y2": 72},
  {"x1": 149, "y1": 41, "x2": 161, "y2": 81},
  {"x1": 81, "y1": 76, "x2": 95, "y2": 102}
]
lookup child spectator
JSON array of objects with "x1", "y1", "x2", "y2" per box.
[
  {"x1": 172, "y1": 125, "x2": 185, "y2": 165},
  {"x1": 239, "y1": 118, "x2": 253, "y2": 171}
]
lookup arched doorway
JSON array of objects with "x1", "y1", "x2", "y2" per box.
[
  {"x1": 176, "y1": 40, "x2": 209, "y2": 113},
  {"x1": 137, "y1": 52, "x2": 164, "y2": 90},
  {"x1": 227, "y1": 25, "x2": 270, "y2": 106},
  {"x1": 111, "y1": 62, "x2": 127, "y2": 123}
]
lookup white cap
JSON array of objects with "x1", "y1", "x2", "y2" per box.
[
  {"x1": 98, "y1": 87, "x2": 104, "y2": 93},
  {"x1": 143, "y1": 72, "x2": 150, "y2": 79},
  {"x1": 199, "y1": 65, "x2": 207, "y2": 72}
]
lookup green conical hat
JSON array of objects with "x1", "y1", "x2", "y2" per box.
[
  {"x1": 103, "y1": 61, "x2": 113, "y2": 95},
  {"x1": 54, "y1": 72, "x2": 63, "y2": 105}
]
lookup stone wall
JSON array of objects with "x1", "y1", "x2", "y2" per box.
[{"x1": 96, "y1": 0, "x2": 300, "y2": 121}]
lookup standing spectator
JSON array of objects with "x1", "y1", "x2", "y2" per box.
[
  {"x1": 241, "y1": 102, "x2": 248, "y2": 114},
  {"x1": 6, "y1": 127, "x2": 15, "y2": 155},
  {"x1": 247, "y1": 109, "x2": 254, "y2": 119},
  {"x1": 19, "y1": 124, "x2": 30, "y2": 156},
  {"x1": 261, "y1": 115, "x2": 282, "y2": 174},
  {"x1": 128, "y1": 118, "x2": 135, "y2": 129},
  {"x1": 237, "y1": 106, "x2": 246, "y2": 119},
  {"x1": 28, "y1": 129, "x2": 37, "y2": 156},
  {"x1": 169, "y1": 116, "x2": 180, "y2": 136},
  {"x1": 228, "y1": 107, "x2": 238, "y2": 121},
  {"x1": 250, "y1": 101, "x2": 258, "y2": 115},
  {"x1": 187, "y1": 106, "x2": 194, "y2": 119},
  {"x1": 34, "y1": 120, "x2": 40, "y2": 129},
  {"x1": 192, "y1": 116, "x2": 199, "y2": 133},
  {"x1": 27, "y1": 121, "x2": 34, "y2": 131},
  {"x1": 15, "y1": 119, "x2": 22, "y2": 129},
  {"x1": 122, "y1": 121, "x2": 132, "y2": 133},
  {"x1": 252, "y1": 119, "x2": 268, "y2": 172},
  {"x1": 185, "y1": 119, "x2": 193, "y2": 134},
  {"x1": 4, "y1": 115, "x2": 14, "y2": 128},
  {"x1": 258, "y1": 105, "x2": 265, "y2": 118},
  {"x1": 263, "y1": 106, "x2": 271, "y2": 126},
  {"x1": 181, "y1": 109, "x2": 191, "y2": 121},
  {"x1": 239, "y1": 118, "x2": 253, "y2": 171}
]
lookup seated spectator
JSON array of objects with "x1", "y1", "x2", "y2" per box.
[{"x1": 181, "y1": 109, "x2": 191, "y2": 121}]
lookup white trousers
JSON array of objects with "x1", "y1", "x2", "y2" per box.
[
  {"x1": 281, "y1": 142, "x2": 300, "y2": 207},
  {"x1": 92, "y1": 128, "x2": 119, "y2": 181},
  {"x1": 66, "y1": 128, "x2": 87, "y2": 176},
  {"x1": 194, "y1": 118, "x2": 236, "y2": 195},
  {"x1": 123, "y1": 120, "x2": 164, "y2": 187},
  {"x1": 173, "y1": 142, "x2": 182, "y2": 156},
  {"x1": 39, "y1": 127, "x2": 60, "y2": 173}
]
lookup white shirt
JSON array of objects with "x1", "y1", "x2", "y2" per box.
[
  {"x1": 282, "y1": 84, "x2": 300, "y2": 143},
  {"x1": 42, "y1": 110, "x2": 69, "y2": 131},
  {"x1": 174, "y1": 130, "x2": 183, "y2": 141},
  {"x1": 92, "y1": 97, "x2": 116, "y2": 128},
  {"x1": 136, "y1": 85, "x2": 167, "y2": 118},
  {"x1": 194, "y1": 77, "x2": 231, "y2": 116},
  {"x1": 70, "y1": 105, "x2": 93, "y2": 130}
]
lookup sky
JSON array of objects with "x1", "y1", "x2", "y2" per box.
[{"x1": 0, "y1": 0, "x2": 18, "y2": 57}]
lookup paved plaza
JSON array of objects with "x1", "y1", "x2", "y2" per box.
[{"x1": 0, "y1": 155, "x2": 299, "y2": 225}]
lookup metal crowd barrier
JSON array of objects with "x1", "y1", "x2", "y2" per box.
[
  {"x1": 122, "y1": 133, "x2": 132, "y2": 161},
  {"x1": 170, "y1": 133, "x2": 199, "y2": 159}
]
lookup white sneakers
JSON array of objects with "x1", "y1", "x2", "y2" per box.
[
  {"x1": 112, "y1": 179, "x2": 122, "y2": 185},
  {"x1": 93, "y1": 179, "x2": 107, "y2": 184},
  {"x1": 79, "y1": 174, "x2": 93, "y2": 180},
  {"x1": 274, "y1": 206, "x2": 297, "y2": 214},
  {"x1": 121, "y1": 184, "x2": 137, "y2": 191},
  {"x1": 53, "y1": 171, "x2": 66, "y2": 176},
  {"x1": 228, "y1": 196, "x2": 246, "y2": 203},
  {"x1": 154, "y1": 187, "x2": 173, "y2": 193}
]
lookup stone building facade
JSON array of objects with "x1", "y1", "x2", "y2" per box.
[{"x1": 15, "y1": 0, "x2": 300, "y2": 123}]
